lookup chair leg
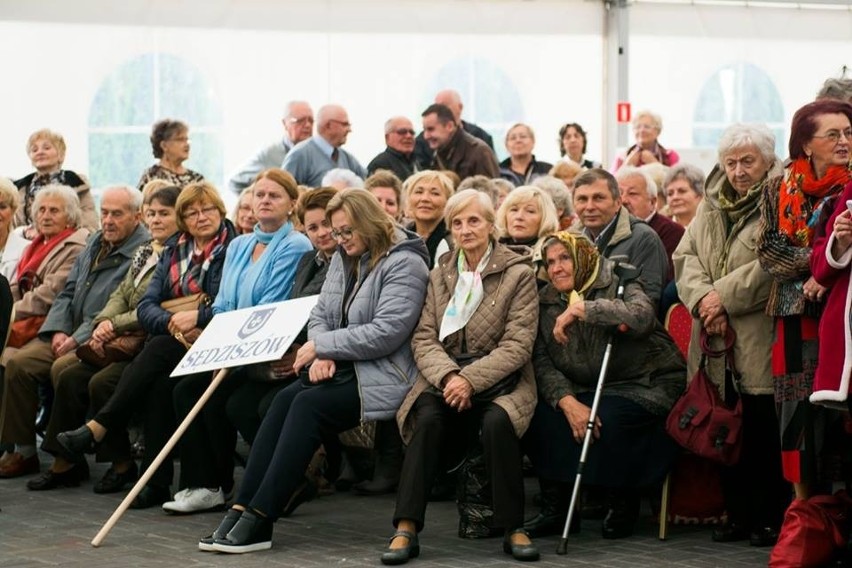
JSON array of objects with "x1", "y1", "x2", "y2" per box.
[{"x1": 659, "y1": 472, "x2": 671, "y2": 540}]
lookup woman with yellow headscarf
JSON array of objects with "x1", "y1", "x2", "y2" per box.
[{"x1": 522, "y1": 232, "x2": 685, "y2": 540}]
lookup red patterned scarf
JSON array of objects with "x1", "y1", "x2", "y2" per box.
[
  {"x1": 777, "y1": 158, "x2": 850, "y2": 247},
  {"x1": 168, "y1": 222, "x2": 230, "y2": 298},
  {"x1": 16, "y1": 227, "x2": 76, "y2": 281}
]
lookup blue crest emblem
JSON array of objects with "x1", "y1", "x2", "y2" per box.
[{"x1": 238, "y1": 307, "x2": 276, "y2": 339}]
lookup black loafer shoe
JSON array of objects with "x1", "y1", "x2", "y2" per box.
[
  {"x1": 199, "y1": 508, "x2": 242, "y2": 551},
  {"x1": 26, "y1": 461, "x2": 89, "y2": 491},
  {"x1": 601, "y1": 491, "x2": 640, "y2": 539},
  {"x1": 212, "y1": 510, "x2": 273, "y2": 554},
  {"x1": 749, "y1": 526, "x2": 779, "y2": 547},
  {"x1": 380, "y1": 529, "x2": 420, "y2": 566},
  {"x1": 129, "y1": 485, "x2": 171, "y2": 509},
  {"x1": 57, "y1": 425, "x2": 96, "y2": 461},
  {"x1": 94, "y1": 462, "x2": 138, "y2": 494},
  {"x1": 711, "y1": 522, "x2": 749, "y2": 543},
  {"x1": 502, "y1": 528, "x2": 540, "y2": 562}
]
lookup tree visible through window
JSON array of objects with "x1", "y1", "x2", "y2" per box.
[
  {"x1": 693, "y1": 63, "x2": 785, "y2": 158},
  {"x1": 425, "y1": 57, "x2": 523, "y2": 162},
  {"x1": 88, "y1": 53, "x2": 223, "y2": 194}
]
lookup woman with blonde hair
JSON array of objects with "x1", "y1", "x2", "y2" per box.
[
  {"x1": 496, "y1": 185, "x2": 559, "y2": 268},
  {"x1": 404, "y1": 170, "x2": 456, "y2": 267},
  {"x1": 0, "y1": 177, "x2": 28, "y2": 278}
]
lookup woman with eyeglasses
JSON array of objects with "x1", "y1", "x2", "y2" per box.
[
  {"x1": 137, "y1": 119, "x2": 205, "y2": 191},
  {"x1": 499, "y1": 123, "x2": 552, "y2": 187},
  {"x1": 613, "y1": 110, "x2": 680, "y2": 171},
  {"x1": 756, "y1": 100, "x2": 852, "y2": 521},
  {"x1": 3, "y1": 185, "x2": 89, "y2": 362},
  {"x1": 58, "y1": 182, "x2": 235, "y2": 508},
  {"x1": 200, "y1": 188, "x2": 429, "y2": 554}
]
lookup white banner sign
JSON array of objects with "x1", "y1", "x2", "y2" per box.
[{"x1": 170, "y1": 295, "x2": 319, "y2": 377}]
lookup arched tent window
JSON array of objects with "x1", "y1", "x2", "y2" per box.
[
  {"x1": 88, "y1": 53, "x2": 223, "y2": 193},
  {"x1": 693, "y1": 63, "x2": 785, "y2": 159},
  {"x1": 425, "y1": 57, "x2": 523, "y2": 162}
]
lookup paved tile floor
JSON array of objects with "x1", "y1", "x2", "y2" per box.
[{"x1": 0, "y1": 455, "x2": 772, "y2": 567}]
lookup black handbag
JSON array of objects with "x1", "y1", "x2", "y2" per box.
[{"x1": 454, "y1": 352, "x2": 521, "y2": 404}]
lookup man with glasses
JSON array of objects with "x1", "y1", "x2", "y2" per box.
[
  {"x1": 367, "y1": 117, "x2": 418, "y2": 181},
  {"x1": 228, "y1": 101, "x2": 314, "y2": 194},
  {"x1": 282, "y1": 104, "x2": 367, "y2": 188}
]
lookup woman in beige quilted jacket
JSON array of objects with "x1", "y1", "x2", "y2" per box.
[{"x1": 382, "y1": 189, "x2": 540, "y2": 565}]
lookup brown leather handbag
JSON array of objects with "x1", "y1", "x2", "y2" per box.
[
  {"x1": 77, "y1": 331, "x2": 147, "y2": 368},
  {"x1": 161, "y1": 292, "x2": 209, "y2": 348}
]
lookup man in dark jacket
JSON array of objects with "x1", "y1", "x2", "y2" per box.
[
  {"x1": 0, "y1": 186, "x2": 149, "y2": 479},
  {"x1": 414, "y1": 89, "x2": 494, "y2": 169},
  {"x1": 367, "y1": 116, "x2": 418, "y2": 181},
  {"x1": 420, "y1": 104, "x2": 499, "y2": 182}
]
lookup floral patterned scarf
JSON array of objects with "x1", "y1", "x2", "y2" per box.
[{"x1": 778, "y1": 158, "x2": 850, "y2": 247}]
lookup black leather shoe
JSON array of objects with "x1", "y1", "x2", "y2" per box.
[
  {"x1": 212, "y1": 510, "x2": 273, "y2": 554},
  {"x1": 94, "y1": 462, "x2": 138, "y2": 494},
  {"x1": 26, "y1": 461, "x2": 89, "y2": 491},
  {"x1": 129, "y1": 485, "x2": 171, "y2": 509},
  {"x1": 711, "y1": 522, "x2": 749, "y2": 543},
  {"x1": 57, "y1": 425, "x2": 96, "y2": 461},
  {"x1": 502, "y1": 528, "x2": 540, "y2": 562},
  {"x1": 281, "y1": 478, "x2": 318, "y2": 517},
  {"x1": 199, "y1": 508, "x2": 242, "y2": 551},
  {"x1": 380, "y1": 529, "x2": 420, "y2": 565},
  {"x1": 601, "y1": 490, "x2": 640, "y2": 539},
  {"x1": 749, "y1": 526, "x2": 779, "y2": 547}
]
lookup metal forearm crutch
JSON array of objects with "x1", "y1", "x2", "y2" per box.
[{"x1": 556, "y1": 261, "x2": 638, "y2": 555}]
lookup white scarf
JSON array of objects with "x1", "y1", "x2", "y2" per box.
[{"x1": 439, "y1": 243, "x2": 493, "y2": 341}]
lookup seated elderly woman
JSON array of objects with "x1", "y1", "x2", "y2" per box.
[
  {"x1": 137, "y1": 119, "x2": 205, "y2": 191},
  {"x1": 231, "y1": 185, "x2": 257, "y2": 235},
  {"x1": 14, "y1": 129, "x2": 98, "y2": 232},
  {"x1": 524, "y1": 232, "x2": 684, "y2": 540},
  {"x1": 4, "y1": 185, "x2": 89, "y2": 360},
  {"x1": 0, "y1": 177, "x2": 29, "y2": 279},
  {"x1": 499, "y1": 123, "x2": 553, "y2": 186},
  {"x1": 58, "y1": 182, "x2": 235, "y2": 508},
  {"x1": 674, "y1": 123, "x2": 788, "y2": 546},
  {"x1": 163, "y1": 169, "x2": 311, "y2": 514},
  {"x1": 201, "y1": 189, "x2": 429, "y2": 554},
  {"x1": 613, "y1": 110, "x2": 680, "y2": 171},
  {"x1": 496, "y1": 185, "x2": 559, "y2": 265},
  {"x1": 404, "y1": 170, "x2": 456, "y2": 267},
  {"x1": 321, "y1": 167, "x2": 364, "y2": 190},
  {"x1": 365, "y1": 169, "x2": 404, "y2": 221},
  {"x1": 663, "y1": 164, "x2": 705, "y2": 227},
  {"x1": 383, "y1": 189, "x2": 540, "y2": 565},
  {"x1": 549, "y1": 160, "x2": 583, "y2": 190},
  {"x1": 533, "y1": 175, "x2": 574, "y2": 230},
  {"x1": 30, "y1": 185, "x2": 180, "y2": 492}
]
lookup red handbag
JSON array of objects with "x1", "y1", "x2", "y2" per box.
[
  {"x1": 665, "y1": 329, "x2": 743, "y2": 466},
  {"x1": 769, "y1": 492, "x2": 852, "y2": 568}
]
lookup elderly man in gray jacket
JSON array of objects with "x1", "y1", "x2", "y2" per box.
[{"x1": 0, "y1": 185, "x2": 149, "y2": 479}]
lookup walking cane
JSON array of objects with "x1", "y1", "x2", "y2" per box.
[
  {"x1": 91, "y1": 367, "x2": 230, "y2": 547},
  {"x1": 556, "y1": 261, "x2": 640, "y2": 555}
]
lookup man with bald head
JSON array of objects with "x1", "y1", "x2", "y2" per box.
[
  {"x1": 415, "y1": 89, "x2": 494, "y2": 169},
  {"x1": 282, "y1": 104, "x2": 366, "y2": 188},
  {"x1": 367, "y1": 116, "x2": 418, "y2": 181},
  {"x1": 228, "y1": 100, "x2": 314, "y2": 194}
]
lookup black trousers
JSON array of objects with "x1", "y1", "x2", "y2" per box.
[
  {"x1": 393, "y1": 392, "x2": 524, "y2": 532},
  {"x1": 42, "y1": 360, "x2": 131, "y2": 463},
  {"x1": 720, "y1": 393, "x2": 790, "y2": 530},
  {"x1": 94, "y1": 335, "x2": 191, "y2": 488},
  {"x1": 225, "y1": 379, "x2": 289, "y2": 446},
  {"x1": 236, "y1": 376, "x2": 361, "y2": 520},
  {"x1": 173, "y1": 371, "x2": 246, "y2": 492}
]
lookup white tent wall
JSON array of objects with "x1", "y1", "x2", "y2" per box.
[{"x1": 0, "y1": 0, "x2": 849, "y2": 194}]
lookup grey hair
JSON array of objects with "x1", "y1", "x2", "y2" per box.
[
  {"x1": 102, "y1": 184, "x2": 143, "y2": 213},
  {"x1": 383, "y1": 116, "x2": 411, "y2": 135},
  {"x1": 31, "y1": 184, "x2": 82, "y2": 229},
  {"x1": 492, "y1": 178, "x2": 515, "y2": 195},
  {"x1": 444, "y1": 188, "x2": 498, "y2": 240},
  {"x1": 0, "y1": 177, "x2": 20, "y2": 211},
  {"x1": 816, "y1": 78, "x2": 852, "y2": 103},
  {"x1": 532, "y1": 175, "x2": 573, "y2": 216},
  {"x1": 283, "y1": 100, "x2": 310, "y2": 118},
  {"x1": 321, "y1": 168, "x2": 364, "y2": 189},
  {"x1": 716, "y1": 123, "x2": 777, "y2": 166},
  {"x1": 615, "y1": 166, "x2": 658, "y2": 199},
  {"x1": 457, "y1": 175, "x2": 499, "y2": 208},
  {"x1": 663, "y1": 163, "x2": 706, "y2": 197},
  {"x1": 632, "y1": 110, "x2": 663, "y2": 133}
]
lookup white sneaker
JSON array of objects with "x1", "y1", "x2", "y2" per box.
[{"x1": 162, "y1": 487, "x2": 225, "y2": 514}]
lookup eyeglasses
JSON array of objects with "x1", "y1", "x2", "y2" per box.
[
  {"x1": 813, "y1": 129, "x2": 852, "y2": 144},
  {"x1": 328, "y1": 119, "x2": 351, "y2": 128},
  {"x1": 287, "y1": 116, "x2": 314, "y2": 126},
  {"x1": 393, "y1": 128, "x2": 416, "y2": 136},
  {"x1": 331, "y1": 227, "x2": 355, "y2": 241},
  {"x1": 182, "y1": 205, "x2": 219, "y2": 221}
]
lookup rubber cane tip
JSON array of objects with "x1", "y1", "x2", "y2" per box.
[{"x1": 556, "y1": 538, "x2": 569, "y2": 555}]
